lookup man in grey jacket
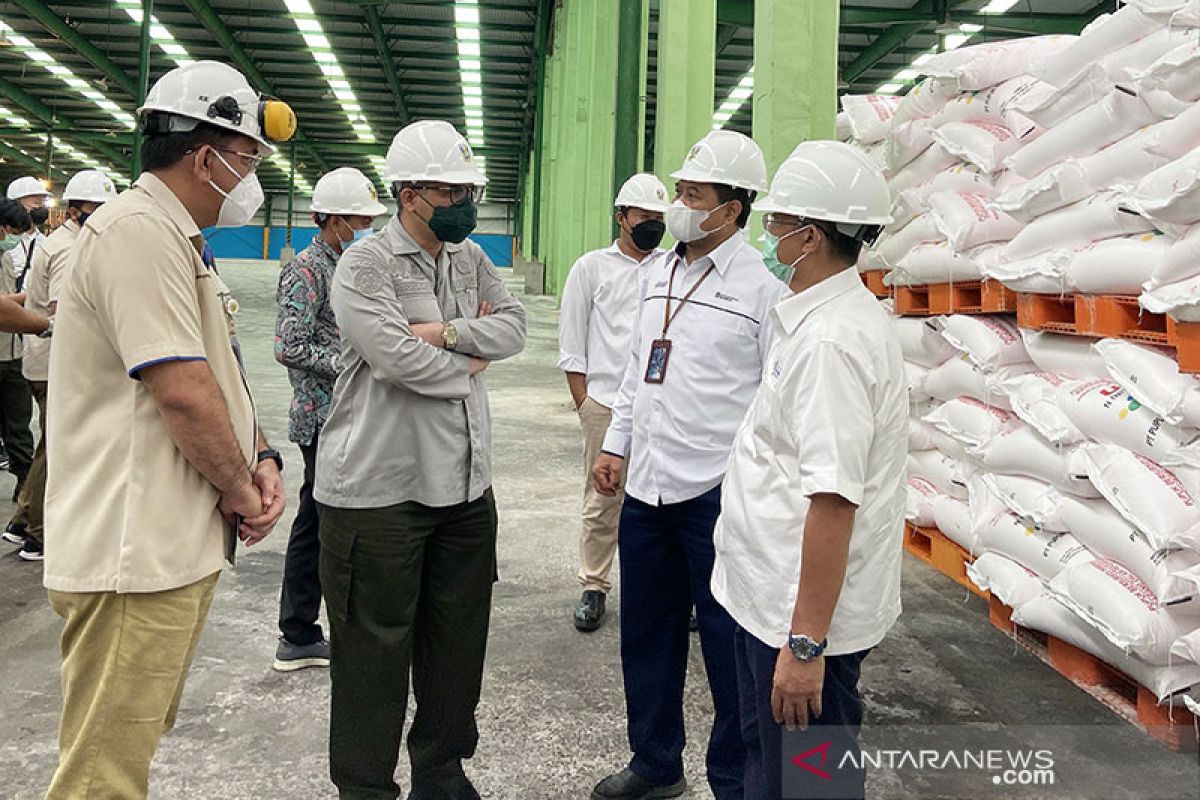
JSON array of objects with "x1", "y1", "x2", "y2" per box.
[{"x1": 314, "y1": 120, "x2": 526, "y2": 800}]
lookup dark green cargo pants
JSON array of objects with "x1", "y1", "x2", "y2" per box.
[{"x1": 318, "y1": 489, "x2": 498, "y2": 800}]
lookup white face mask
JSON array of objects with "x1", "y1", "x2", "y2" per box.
[
  {"x1": 665, "y1": 199, "x2": 729, "y2": 244},
  {"x1": 209, "y1": 150, "x2": 264, "y2": 228}
]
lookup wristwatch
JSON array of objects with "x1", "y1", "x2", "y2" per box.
[
  {"x1": 37, "y1": 315, "x2": 53, "y2": 339},
  {"x1": 442, "y1": 321, "x2": 459, "y2": 351},
  {"x1": 787, "y1": 634, "x2": 827, "y2": 662},
  {"x1": 257, "y1": 448, "x2": 284, "y2": 472}
]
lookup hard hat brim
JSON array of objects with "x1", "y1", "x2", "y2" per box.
[
  {"x1": 669, "y1": 165, "x2": 766, "y2": 193},
  {"x1": 310, "y1": 200, "x2": 390, "y2": 216},
  {"x1": 614, "y1": 200, "x2": 669, "y2": 213},
  {"x1": 755, "y1": 193, "x2": 893, "y2": 226}
]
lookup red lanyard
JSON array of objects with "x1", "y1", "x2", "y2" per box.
[{"x1": 662, "y1": 256, "x2": 716, "y2": 337}]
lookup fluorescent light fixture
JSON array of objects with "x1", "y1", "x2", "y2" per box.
[
  {"x1": 912, "y1": 52, "x2": 936, "y2": 66},
  {"x1": 959, "y1": 23, "x2": 984, "y2": 33},
  {"x1": 463, "y1": 85, "x2": 483, "y2": 96},
  {"x1": 302, "y1": 33, "x2": 330, "y2": 50},
  {"x1": 980, "y1": 0, "x2": 1020, "y2": 11},
  {"x1": 893, "y1": 69, "x2": 920, "y2": 81},
  {"x1": 114, "y1": 1, "x2": 194, "y2": 66},
  {"x1": 296, "y1": 18, "x2": 322, "y2": 32},
  {"x1": 462, "y1": 71, "x2": 482, "y2": 84},
  {"x1": 712, "y1": 65, "x2": 753, "y2": 130},
  {"x1": 460, "y1": 58, "x2": 481, "y2": 71},
  {"x1": 943, "y1": 33, "x2": 973, "y2": 50},
  {"x1": 877, "y1": 83, "x2": 904, "y2": 94},
  {"x1": 454, "y1": 1, "x2": 488, "y2": 184},
  {"x1": 458, "y1": 41, "x2": 481, "y2": 57},
  {"x1": 458, "y1": 27, "x2": 480, "y2": 41},
  {"x1": 455, "y1": 6, "x2": 480, "y2": 24}
]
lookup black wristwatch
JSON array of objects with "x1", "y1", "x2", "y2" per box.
[{"x1": 257, "y1": 448, "x2": 283, "y2": 472}]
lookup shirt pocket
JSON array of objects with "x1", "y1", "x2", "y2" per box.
[
  {"x1": 707, "y1": 310, "x2": 761, "y2": 371},
  {"x1": 393, "y1": 276, "x2": 442, "y2": 323},
  {"x1": 451, "y1": 260, "x2": 479, "y2": 318}
]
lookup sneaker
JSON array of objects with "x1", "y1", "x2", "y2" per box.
[
  {"x1": 689, "y1": 608, "x2": 699, "y2": 633},
  {"x1": 574, "y1": 590, "x2": 607, "y2": 632},
  {"x1": 2, "y1": 522, "x2": 25, "y2": 545},
  {"x1": 272, "y1": 637, "x2": 330, "y2": 672},
  {"x1": 18, "y1": 537, "x2": 43, "y2": 561},
  {"x1": 591, "y1": 768, "x2": 686, "y2": 800},
  {"x1": 0, "y1": 452, "x2": 8, "y2": 472}
]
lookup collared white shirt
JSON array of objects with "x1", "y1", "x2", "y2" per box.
[
  {"x1": 602, "y1": 231, "x2": 790, "y2": 505},
  {"x1": 557, "y1": 241, "x2": 662, "y2": 409},
  {"x1": 711, "y1": 267, "x2": 908, "y2": 655}
]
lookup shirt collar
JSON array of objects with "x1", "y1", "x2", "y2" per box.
[
  {"x1": 772, "y1": 267, "x2": 863, "y2": 336},
  {"x1": 134, "y1": 172, "x2": 201, "y2": 239},
  {"x1": 672, "y1": 230, "x2": 744, "y2": 277},
  {"x1": 607, "y1": 239, "x2": 659, "y2": 266},
  {"x1": 310, "y1": 235, "x2": 341, "y2": 261}
]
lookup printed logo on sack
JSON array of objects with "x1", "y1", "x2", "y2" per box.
[{"x1": 1097, "y1": 384, "x2": 1141, "y2": 419}]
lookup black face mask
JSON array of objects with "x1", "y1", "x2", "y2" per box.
[
  {"x1": 418, "y1": 194, "x2": 478, "y2": 244},
  {"x1": 29, "y1": 207, "x2": 49, "y2": 226},
  {"x1": 628, "y1": 218, "x2": 665, "y2": 252},
  {"x1": 76, "y1": 211, "x2": 92, "y2": 227}
]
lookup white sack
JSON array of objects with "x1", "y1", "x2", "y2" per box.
[
  {"x1": 1012, "y1": 65, "x2": 1114, "y2": 129},
  {"x1": 887, "y1": 241, "x2": 984, "y2": 286},
  {"x1": 891, "y1": 163, "x2": 1000, "y2": 229},
  {"x1": 888, "y1": 119, "x2": 936, "y2": 172},
  {"x1": 888, "y1": 144, "x2": 958, "y2": 196},
  {"x1": 932, "y1": 493, "x2": 975, "y2": 550},
  {"x1": 929, "y1": 191, "x2": 1025, "y2": 251},
  {"x1": 933, "y1": 121, "x2": 1026, "y2": 175},
  {"x1": 1124, "y1": 146, "x2": 1200, "y2": 230},
  {"x1": 840, "y1": 94, "x2": 902, "y2": 145},
  {"x1": 1005, "y1": 372, "x2": 1088, "y2": 445},
  {"x1": 1058, "y1": 378, "x2": 1200, "y2": 467},
  {"x1": 1034, "y1": 6, "x2": 1162, "y2": 88},
  {"x1": 1094, "y1": 337, "x2": 1200, "y2": 427},
  {"x1": 923, "y1": 397, "x2": 1023, "y2": 447},
  {"x1": 968, "y1": 423, "x2": 1098, "y2": 497},
  {"x1": 877, "y1": 214, "x2": 941, "y2": 268},
  {"x1": 1021, "y1": 330, "x2": 1110, "y2": 379},
  {"x1": 1067, "y1": 233, "x2": 1170, "y2": 295},
  {"x1": 966, "y1": 552, "x2": 1044, "y2": 608},
  {"x1": 1136, "y1": 37, "x2": 1200, "y2": 117},
  {"x1": 1006, "y1": 193, "x2": 1154, "y2": 260},
  {"x1": 893, "y1": 316, "x2": 958, "y2": 368},
  {"x1": 1078, "y1": 443, "x2": 1200, "y2": 551},
  {"x1": 906, "y1": 475, "x2": 943, "y2": 528},
  {"x1": 972, "y1": 509, "x2": 1093, "y2": 578},
  {"x1": 931, "y1": 76, "x2": 1045, "y2": 134},
  {"x1": 1140, "y1": 273, "x2": 1200, "y2": 323},
  {"x1": 939, "y1": 314, "x2": 1029, "y2": 371},
  {"x1": 981, "y1": 250, "x2": 1076, "y2": 295},
  {"x1": 892, "y1": 77, "x2": 960, "y2": 126},
  {"x1": 924, "y1": 35, "x2": 1077, "y2": 91},
  {"x1": 907, "y1": 449, "x2": 971, "y2": 499}
]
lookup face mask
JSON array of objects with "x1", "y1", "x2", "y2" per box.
[
  {"x1": 336, "y1": 219, "x2": 374, "y2": 251},
  {"x1": 761, "y1": 226, "x2": 812, "y2": 284},
  {"x1": 628, "y1": 218, "x2": 665, "y2": 252},
  {"x1": 29, "y1": 207, "x2": 49, "y2": 226},
  {"x1": 419, "y1": 194, "x2": 478, "y2": 243},
  {"x1": 75, "y1": 210, "x2": 94, "y2": 227},
  {"x1": 0, "y1": 234, "x2": 20, "y2": 252},
  {"x1": 665, "y1": 200, "x2": 728, "y2": 244},
  {"x1": 209, "y1": 150, "x2": 264, "y2": 228}
]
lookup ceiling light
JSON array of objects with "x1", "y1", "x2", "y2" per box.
[
  {"x1": 943, "y1": 33, "x2": 973, "y2": 50},
  {"x1": 959, "y1": 23, "x2": 984, "y2": 33},
  {"x1": 980, "y1": 0, "x2": 1021, "y2": 11},
  {"x1": 877, "y1": 83, "x2": 904, "y2": 94},
  {"x1": 712, "y1": 65, "x2": 753, "y2": 130},
  {"x1": 893, "y1": 69, "x2": 920, "y2": 81},
  {"x1": 458, "y1": 41, "x2": 481, "y2": 57}
]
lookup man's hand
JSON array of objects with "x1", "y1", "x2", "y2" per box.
[
  {"x1": 593, "y1": 453, "x2": 624, "y2": 497},
  {"x1": 5, "y1": 292, "x2": 27, "y2": 305},
  {"x1": 468, "y1": 357, "x2": 489, "y2": 376},
  {"x1": 477, "y1": 301, "x2": 493, "y2": 317},
  {"x1": 237, "y1": 459, "x2": 286, "y2": 545},
  {"x1": 219, "y1": 474, "x2": 263, "y2": 528},
  {"x1": 772, "y1": 650, "x2": 824, "y2": 731},
  {"x1": 410, "y1": 322, "x2": 445, "y2": 348}
]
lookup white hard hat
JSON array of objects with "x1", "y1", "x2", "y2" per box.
[
  {"x1": 756, "y1": 140, "x2": 893, "y2": 227},
  {"x1": 614, "y1": 173, "x2": 670, "y2": 212},
  {"x1": 6, "y1": 176, "x2": 51, "y2": 201},
  {"x1": 137, "y1": 61, "x2": 296, "y2": 155},
  {"x1": 63, "y1": 170, "x2": 118, "y2": 204},
  {"x1": 311, "y1": 167, "x2": 389, "y2": 216},
  {"x1": 384, "y1": 120, "x2": 487, "y2": 186},
  {"x1": 670, "y1": 129, "x2": 768, "y2": 193}
]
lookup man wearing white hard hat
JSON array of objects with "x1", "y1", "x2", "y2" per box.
[
  {"x1": 558, "y1": 172, "x2": 668, "y2": 633},
  {"x1": 711, "y1": 140, "x2": 906, "y2": 800},
  {"x1": 42, "y1": 61, "x2": 294, "y2": 798},
  {"x1": 314, "y1": 119, "x2": 525, "y2": 800},
  {"x1": 2, "y1": 170, "x2": 118, "y2": 563},
  {"x1": 591, "y1": 130, "x2": 789, "y2": 800},
  {"x1": 271, "y1": 166, "x2": 387, "y2": 672},
  {"x1": 0, "y1": 197, "x2": 38, "y2": 502}
]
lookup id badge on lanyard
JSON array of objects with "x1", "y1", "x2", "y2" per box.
[{"x1": 645, "y1": 257, "x2": 715, "y2": 384}]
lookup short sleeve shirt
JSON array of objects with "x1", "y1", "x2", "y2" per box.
[
  {"x1": 22, "y1": 218, "x2": 78, "y2": 382},
  {"x1": 43, "y1": 173, "x2": 257, "y2": 594}
]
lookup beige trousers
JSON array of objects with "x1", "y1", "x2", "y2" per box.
[
  {"x1": 46, "y1": 572, "x2": 220, "y2": 799},
  {"x1": 577, "y1": 397, "x2": 624, "y2": 593}
]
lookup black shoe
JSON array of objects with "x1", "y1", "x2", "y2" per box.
[
  {"x1": 18, "y1": 537, "x2": 43, "y2": 562},
  {"x1": 689, "y1": 608, "x2": 699, "y2": 633},
  {"x1": 592, "y1": 768, "x2": 686, "y2": 800},
  {"x1": 2, "y1": 522, "x2": 25, "y2": 545},
  {"x1": 574, "y1": 590, "x2": 607, "y2": 632},
  {"x1": 407, "y1": 778, "x2": 481, "y2": 800}
]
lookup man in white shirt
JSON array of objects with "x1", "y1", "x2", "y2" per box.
[
  {"x1": 558, "y1": 172, "x2": 669, "y2": 632},
  {"x1": 590, "y1": 130, "x2": 789, "y2": 800},
  {"x1": 711, "y1": 142, "x2": 906, "y2": 800}
]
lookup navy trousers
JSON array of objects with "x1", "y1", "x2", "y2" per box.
[
  {"x1": 735, "y1": 626, "x2": 870, "y2": 800},
  {"x1": 618, "y1": 486, "x2": 744, "y2": 800}
]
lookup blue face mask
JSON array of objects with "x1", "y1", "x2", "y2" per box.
[
  {"x1": 337, "y1": 220, "x2": 373, "y2": 252},
  {"x1": 352, "y1": 226, "x2": 373, "y2": 242},
  {"x1": 761, "y1": 226, "x2": 810, "y2": 284}
]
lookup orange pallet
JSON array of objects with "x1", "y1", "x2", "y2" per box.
[
  {"x1": 988, "y1": 598, "x2": 1199, "y2": 752},
  {"x1": 903, "y1": 523, "x2": 984, "y2": 597},
  {"x1": 860, "y1": 269, "x2": 890, "y2": 299},
  {"x1": 895, "y1": 280, "x2": 1016, "y2": 316},
  {"x1": 1017, "y1": 293, "x2": 1200, "y2": 375}
]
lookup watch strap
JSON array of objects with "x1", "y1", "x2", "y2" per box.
[{"x1": 257, "y1": 448, "x2": 283, "y2": 472}]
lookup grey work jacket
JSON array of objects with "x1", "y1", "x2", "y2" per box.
[{"x1": 314, "y1": 215, "x2": 527, "y2": 509}]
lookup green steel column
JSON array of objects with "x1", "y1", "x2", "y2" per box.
[
  {"x1": 583, "y1": 0, "x2": 619, "y2": 265},
  {"x1": 132, "y1": 0, "x2": 154, "y2": 179},
  {"x1": 752, "y1": 0, "x2": 839, "y2": 174},
  {"x1": 612, "y1": 0, "x2": 643, "y2": 209},
  {"x1": 44, "y1": 130, "x2": 53, "y2": 187},
  {"x1": 653, "y1": 0, "x2": 717, "y2": 188},
  {"x1": 637, "y1": 0, "x2": 650, "y2": 172}
]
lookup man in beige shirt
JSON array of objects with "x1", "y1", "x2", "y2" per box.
[
  {"x1": 42, "y1": 61, "x2": 293, "y2": 798},
  {"x1": 3, "y1": 170, "x2": 117, "y2": 562}
]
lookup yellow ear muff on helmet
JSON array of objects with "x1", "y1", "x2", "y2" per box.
[{"x1": 261, "y1": 100, "x2": 297, "y2": 143}]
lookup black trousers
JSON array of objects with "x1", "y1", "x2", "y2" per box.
[
  {"x1": 319, "y1": 490, "x2": 498, "y2": 800},
  {"x1": 618, "y1": 487, "x2": 744, "y2": 799},
  {"x1": 0, "y1": 359, "x2": 33, "y2": 482},
  {"x1": 735, "y1": 626, "x2": 870, "y2": 800},
  {"x1": 278, "y1": 438, "x2": 324, "y2": 646}
]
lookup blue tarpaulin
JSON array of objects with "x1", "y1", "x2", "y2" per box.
[{"x1": 205, "y1": 225, "x2": 513, "y2": 267}]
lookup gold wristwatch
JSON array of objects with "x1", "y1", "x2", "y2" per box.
[{"x1": 442, "y1": 321, "x2": 459, "y2": 351}]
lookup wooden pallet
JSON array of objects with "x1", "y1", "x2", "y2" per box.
[
  {"x1": 986, "y1": 595, "x2": 1199, "y2": 752},
  {"x1": 1016, "y1": 293, "x2": 1200, "y2": 374},
  {"x1": 903, "y1": 523, "x2": 984, "y2": 598},
  {"x1": 895, "y1": 280, "x2": 1017, "y2": 316},
  {"x1": 860, "y1": 270, "x2": 890, "y2": 299}
]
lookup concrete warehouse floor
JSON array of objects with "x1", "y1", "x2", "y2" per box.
[{"x1": 0, "y1": 259, "x2": 1197, "y2": 800}]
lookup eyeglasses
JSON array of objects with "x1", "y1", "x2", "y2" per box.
[
  {"x1": 215, "y1": 148, "x2": 264, "y2": 173},
  {"x1": 409, "y1": 184, "x2": 477, "y2": 204}
]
